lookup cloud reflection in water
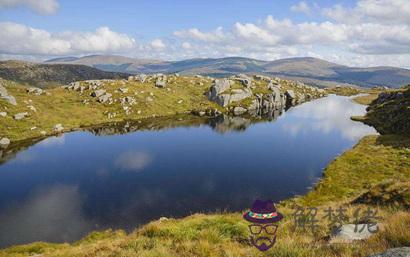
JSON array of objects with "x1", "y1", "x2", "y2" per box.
[{"x1": 282, "y1": 95, "x2": 378, "y2": 141}]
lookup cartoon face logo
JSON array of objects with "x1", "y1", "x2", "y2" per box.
[{"x1": 243, "y1": 200, "x2": 283, "y2": 251}]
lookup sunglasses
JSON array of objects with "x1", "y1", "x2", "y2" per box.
[{"x1": 248, "y1": 224, "x2": 278, "y2": 235}]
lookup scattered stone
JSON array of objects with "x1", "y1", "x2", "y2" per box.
[
  {"x1": 177, "y1": 100, "x2": 183, "y2": 104},
  {"x1": 30, "y1": 127, "x2": 37, "y2": 130},
  {"x1": 119, "y1": 88, "x2": 128, "y2": 93},
  {"x1": 91, "y1": 89, "x2": 106, "y2": 98},
  {"x1": 136, "y1": 74, "x2": 147, "y2": 83},
  {"x1": 0, "y1": 112, "x2": 6, "y2": 117},
  {"x1": 97, "y1": 93, "x2": 112, "y2": 104},
  {"x1": 159, "y1": 217, "x2": 169, "y2": 222},
  {"x1": 53, "y1": 124, "x2": 64, "y2": 133},
  {"x1": 155, "y1": 79, "x2": 167, "y2": 88},
  {"x1": 27, "y1": 105, "x2": 37, "y2": 112},
  {"x1": 0, "y1": 138, "x2": 10, "y2": 148},
  {"x1": 40, "y1": 131, "x2": 47, "y2": 136},
  {"x1": 367, "y1": 247, "x2": 410, "y2": 257},
  {"x1": 233, "y1": 106, "x2": 247, "y2": 115},
  {"x1": 14, "y1": 112, "x2": 28, "y2": 120},
  {"x1": 26, "y1": 87, "x2": 43, "y2": 95},
  {"x1": 146, "y1": 97, "x2": 154, "y2": 102},
  {"x1": 330, "y1": 224, "x2": 376, "y2": 243}
]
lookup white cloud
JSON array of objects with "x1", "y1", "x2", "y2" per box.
[
  {"x1": 150, "y1": 39, "x2": 166, "y2": 50},
  {"x1": 0, "y1": 22, "x2": 136, "y2": 56},
  {"x1": 290, "y1": 1, "x2": 311, "y2": 14},
  {"x1": 174, "y1": 27, "x2": 225, "y2": 43},
  {"x1": 181, "y1": 42, "x2": 191, "y2": 49},
  {"x1": 323, "y1": 0, "x2": 410, "y2": 25},
  {"x1": 0, "y1": 0, "x2": 59, "y2": 15}
]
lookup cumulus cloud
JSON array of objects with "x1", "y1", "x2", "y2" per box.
[
  {"x1": 0, "y1": 0, "x2": 59, "y2": 15},
  {"x1": 0, "y1": 22, "x2": 136, "y2": 56},
  {"x1": 174, "y1": 27, "x2": 226, "y2": 43},
  {"x1": 323, "y1": 0, "x2": 410, "y2": 24},
  {"x1": 150, "y1": 39, "x2": 166, "y2": 50},
  {"x1": 170, "y1": 0, "x2": 410, "y2": 65},
  {"x1": 290, "y1": 1, "x2": 311, "y2": 14}
]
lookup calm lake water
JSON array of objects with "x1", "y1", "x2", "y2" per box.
[{"x1": 0, "y1": 95, "x2": 377, "y2": 247}]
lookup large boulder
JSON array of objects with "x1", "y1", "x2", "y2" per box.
[
  {"x1": 367, "y1": 247, "x2": 410, "y2": 257},
  {"x1": 209, "y1": 79, "x2": 232, "y2": 98}
]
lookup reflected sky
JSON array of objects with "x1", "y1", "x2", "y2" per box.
[{"x1": 0, "y1": 95, "x2": 378, "y2": 248}]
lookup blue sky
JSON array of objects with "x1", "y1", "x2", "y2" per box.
[{"x1": 0, "y1": 0, "x2": 409, "y2": 68}]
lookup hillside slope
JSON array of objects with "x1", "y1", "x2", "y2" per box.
[
  {"x1": 0, "y1": 60, "x2": 130, "y2": 88},
  {"x1": 46, "y1": 56, "x2": 410, "y2": 88}
]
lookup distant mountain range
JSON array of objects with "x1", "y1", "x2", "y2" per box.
[
  {"x1": 0, "y1": 60, "x2": 129, "y2": 88},
  {"x1": 45, "y1": 55, "x2": 410, "y2": 88}
]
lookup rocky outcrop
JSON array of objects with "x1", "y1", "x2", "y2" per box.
[
  {"x1": 363, "y1": 86, "x2": 410, "y2": 135},
  {"x1": 207, "y1": 79, "x2": 252, "y2": 107},
  {"x1": 367, "y1": 247, "x2": 410, "y2": 257},
  {"x1": 0, "y1": 81, "x2": 17, "y2": 105}
]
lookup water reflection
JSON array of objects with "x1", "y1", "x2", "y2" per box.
[
  {"x1": 0, "y1": 95, "x2": 378, "y2": 247},
  {"x1": 281, "y1": 95, "x2": 377, "y2": 141},
  {"x1": 115, "y1": 151, "x2": 153, "y2": 172}
]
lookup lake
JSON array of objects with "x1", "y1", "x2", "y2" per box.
[{"x1": 0, "y1": 95, "x2": 378, "y2": 247}]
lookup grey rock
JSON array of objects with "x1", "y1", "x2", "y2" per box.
[
  {"x1": 233, "y1": 106, "x2": 247, "y2": 115},
  {"x1": 0, "y1": 83, "x2": 17, "y2": 106},
  {"x1": 229, "y1": 89, "x2": 252, "y2": 103},
  {"x1": 27, "y1": 87, "x2": 43, "y2": 95},
  {"x1": 367, "y1": 247, "x2": 410, "y2": 257},
  {"x1": 214, "y1": 94, "x2": 231, "y2": 107},
  {"x1": 0, "y1": 138, "x2": 10, "y2": 148},
  {"x1": 91, "y1": 89, "x2": 106, "y2": 98},
  {"x1": 119, "y1": 87, "x2": 128, "y2": 93},
  {"x1": 331, "y1": 224, "x2": 376, "y2": 242},
  {"x1": 155, "y1": 80, "x2": 167, "y2": 88},
  {"x1": 286, "y1": 90, "x2": 296, "y2": 99},
  {"x1": 14, "y1": 112, "x2": 28, "y2": 120},
  {"x1": 136, "y1": 74, "x2": 147, "y2": 83},
  {"x1": 210, "y1": 79, "x2": 231, "y2": 97},
  {"x1": 97, "y1": 93, "x2": 112, "y2": 103},
  {"x1": 53, "y1": 124, "x2": 64, "y2": 133}
]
